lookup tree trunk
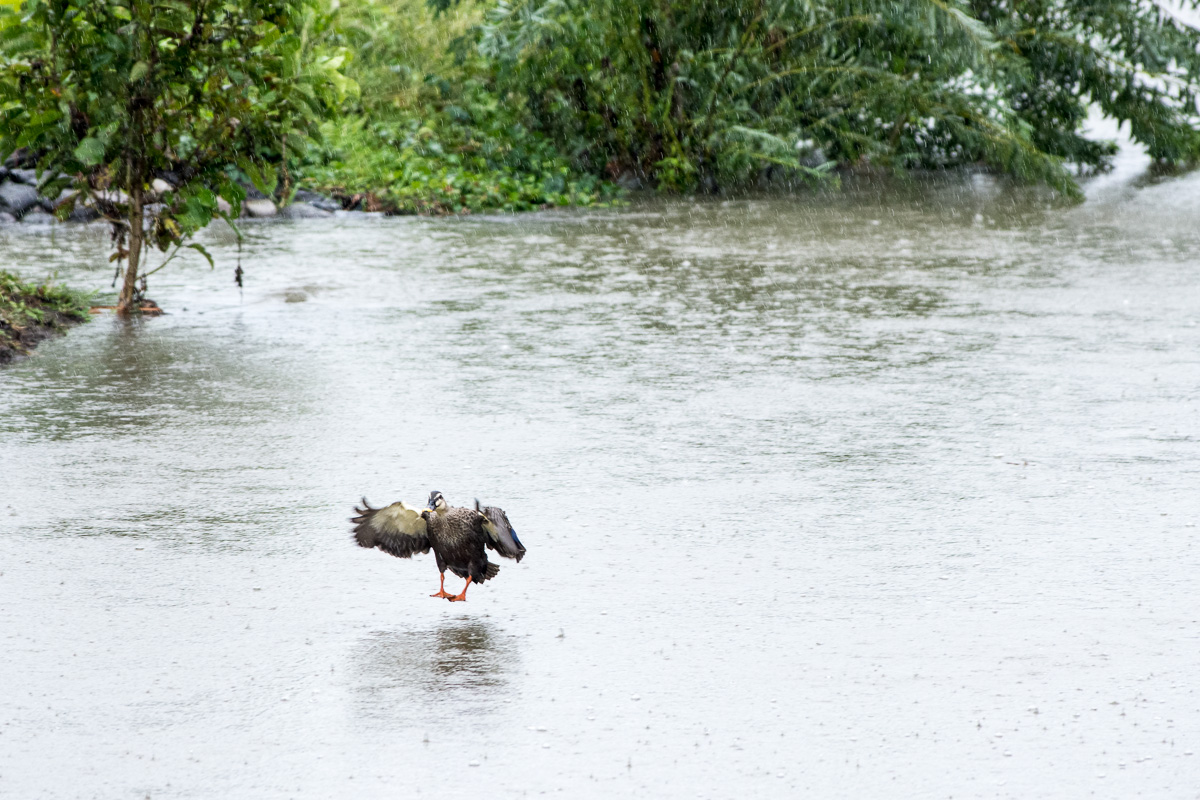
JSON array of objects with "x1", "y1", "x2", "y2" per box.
[
  {"x1": 116, "y1": 184, "x2": 144, "y2": 316},
  {"x1": 279, "y1": 130, "x2": 291, "y2": 203}
]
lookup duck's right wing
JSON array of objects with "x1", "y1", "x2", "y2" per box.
[
  {"x1": 351, "y1": 498, "x2": 431, "y2": 558},
  {"x1": 475, "y1": 499, "x2": 526, "y2": 562}
]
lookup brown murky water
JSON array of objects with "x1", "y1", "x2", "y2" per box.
[{"x1": 2, "y1": 146, "x2": 1199, "y2": 798}]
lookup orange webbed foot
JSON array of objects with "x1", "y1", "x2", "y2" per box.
[
  {"x1": 445, "y1": 576, "x2": 472, "y2": 602},
  {"x1": 430, "y1": 574, "x2": 453, "y2": 599}
]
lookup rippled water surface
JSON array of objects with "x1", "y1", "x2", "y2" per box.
[{"x1": 2, "y1": 156, "x2": 1199, "y2": 798}]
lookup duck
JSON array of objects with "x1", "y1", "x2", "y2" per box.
[{"x1": 351, "y1": 490, "x2": 525, "y2": 602}]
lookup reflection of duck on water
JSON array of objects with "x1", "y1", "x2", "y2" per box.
[
  {"x1": 354, "y1": 621, "x2": 518, "y2": 711},
  {"x1": 428, "y1": 623, "x2": 505, "y2": 678},
  {"x1": 352, "y1": 491, "x2": 525, "y2": 602}
]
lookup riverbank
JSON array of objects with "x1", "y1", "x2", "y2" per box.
[
  {"x1": 0, "y1": 158, "x2": 614, "y2": 224},
  {"x1": 0, "y1": 272, "x2": 91, "y2": 364}
]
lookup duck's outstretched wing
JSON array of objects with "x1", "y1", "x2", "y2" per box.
[
  {"x1": 351, "y1": 498, "x2": 430, "y2": 558},
  {"x1": 475, "y1": 499, "x2": 525, "y2": 562}
]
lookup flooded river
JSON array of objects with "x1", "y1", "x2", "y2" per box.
[{"x1": 2, "y1": 149, "x2": 1199, "y2": 798}]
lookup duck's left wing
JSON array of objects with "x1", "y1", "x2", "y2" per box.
[
  {"x1": 351, "y1": 498, "x2": 431, "y2": 558},
  {"x1": 475, "y1": 499, "x2": 525, "y2": 562}
]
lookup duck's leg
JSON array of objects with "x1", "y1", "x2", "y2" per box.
[
  {"x1": 430, "y1": 572, "x2": 454, "y2": 599},
  {"x1": 446, "y1": 576, "x2": 473, "y2": 602}
]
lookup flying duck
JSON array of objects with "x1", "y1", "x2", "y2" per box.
[{"x1": 351, "y1": 491, "x2": 525, "y2": 602}]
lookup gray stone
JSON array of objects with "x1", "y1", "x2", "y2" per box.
[
  {"x1": 95, "y1": 188, "x2": 130, "y2": 205},
  {"x1": 0, "y1": 166, "x2": 8, "y2": 182},
  {"x1": 244, "y1": 199, "x2": 277, "y2": 218},
  {"x1": 8, "y1": 168, "x2": 37, "y2": 185},
  {"x1": 293, "y1": 190, "x2": 341, "y2": 212},
  {"x1": 67, "y1": 205, "x2": 100, "y2": 223},
  {"x1": 0, "y1": 181, "x2": 41, "y2": 217},
  {"x1": 278, "y1": 202, "x2": 332, "y2": 220},
  {"x1": 4, "y1": 149, "x2": 32, "y2": 169},
  {"x1": 0, "y1": 211, "x2": 16, "y2": 224},
  {"x1": 151, "y1": 178, "x2": 173, "y2": 197},
  {"x1": 615, "y1": 170, "x2": 643, "y2": 190},
  {"x1": 216, "y1": 196, "x2": 232, "y2": 215},
  {"x1": 20, "y1": 209, "x2": 56, "y2": 225},
  {"x1": 240, "y1": 182, "x2": 267, "y2": 200}
]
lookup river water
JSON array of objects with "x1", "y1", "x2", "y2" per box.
[{"x1": 2, "y1": 149, "x2": 1199, "y2": 798}]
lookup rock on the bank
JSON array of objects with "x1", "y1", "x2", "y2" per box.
[
  {"x1": 151, "y1": 178, "x2": 173, "y2": 198},
  {"x1": 20, "y1": 209, "x2": 56, "y2": 225},
  {"x1": 66, "y1": 205, "x2": 100, "y2": 223},
  {"x1": 8, "y1": 168, "x2": 37, "y2": 185},
  {"x1": 0, "y1": 181, "x2": 40, "y2": 218},
  {"x1": 278, "y1": 202, "x2": 332, "y2": 220},
  {"x1": 244, "y1": 199, "x2": 277, "y2": 218},
  {"x1": 294, "y1": 190, "x2": 342, "y2": 212}
]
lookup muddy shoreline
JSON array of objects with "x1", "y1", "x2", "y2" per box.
[{"x1": 0, "y1": 273, "x2": 91, "y2": 364}]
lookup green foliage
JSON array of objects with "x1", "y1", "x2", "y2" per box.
[
  {"x1": 0, "y1": 270, "x2": 91, "y2": 359},
  {"x1": 478, "y1": 0, "x2": 1200, "y2": 197},
  {"x1": 4, "y1": 0, "x2": 1199, "y2": 244},
  {"x1": 476, "y1": 0, "x2": 1046, "y2": 192},
  {"x1": 320, "y1": 0, "x2": 479, "y2": 115},
  {"x1": 299, "y1": 80, "x2": 619, "y2": 213},
  {"x1": 973, "y1": 0, "x2": 1200, "y2": 167},
  {"x1": 300, "y1": 0, "x2": 615, "y2": 213},
  {"x1": 0, "y1": 0, "x2": 350, "y2": 311}
]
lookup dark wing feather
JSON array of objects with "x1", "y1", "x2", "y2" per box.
[
  {"x1": 351, "y1": 498, "x2": 430, "y2": 558},
  {"x1": 475, "y1": 499, "x2": 525, "y2": 562}
]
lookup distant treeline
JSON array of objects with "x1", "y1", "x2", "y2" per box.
[
  {"x1": 303, "y1": 0, "x2": 1200, "y2": 208},
  {"x1": 4, "y1": 0, "x2": 1200, "y2": 222}
]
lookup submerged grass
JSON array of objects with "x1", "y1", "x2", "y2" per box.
[
  {"x1": 0, "y1": 271, "x2": 91, "y2": 363},
  {"x1": 300, "y1": 110, "x2": 621, "y2": 215}
]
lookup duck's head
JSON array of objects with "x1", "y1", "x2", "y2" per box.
[{"x1": 427, "y1": 490, "x2": 449, "y2": 515}]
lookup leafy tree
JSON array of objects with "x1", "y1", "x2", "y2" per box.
[
  {"x1": 477, "y1": 0, "x2": 1200, "y2": 196},
  {"x1": 0, "y1": 0, "x2": 351, "y2": 314},
  {"x1": 973, "y1": 0, "x2": 1200, "y2": 168}
]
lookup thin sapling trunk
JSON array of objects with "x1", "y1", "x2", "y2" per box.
[{"x1": 117, "y1": 183, "x2": 144, "y2": 316}]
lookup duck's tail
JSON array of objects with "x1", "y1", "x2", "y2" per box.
[{"x1": 457, "y1": 560, "x2": 501, "y2": 582}]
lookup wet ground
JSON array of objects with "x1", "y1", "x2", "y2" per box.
[{"x1": 2, "y1": 144, "x2": 1199, "y2": 798}]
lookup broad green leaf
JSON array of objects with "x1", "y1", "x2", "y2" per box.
[
  {"x1": 186, "y1": 243, "x2": 215, "y2": 269},
  {"x1": 193, "y1": 186, "x2": 217, "y2": 209},
  {"x1": 73, "y1": 137, "x2": 106, "y2": 166}
]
